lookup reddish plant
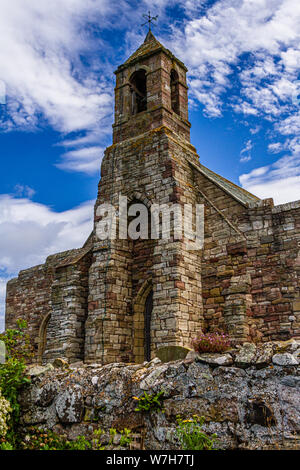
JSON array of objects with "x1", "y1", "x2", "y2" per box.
[{"x1": 192, "y1": 331, "x2": 231, "y2": 354}]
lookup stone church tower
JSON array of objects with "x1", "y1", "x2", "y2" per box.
[
  {"x1": 84, "y1": 30, "x2": 203, "y2": 364},
  {"x1": 5, "y1": 32, "x2": 300, "y2": 364}
]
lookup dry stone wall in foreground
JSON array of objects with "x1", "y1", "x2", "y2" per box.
[{"x1": 20, "y1": 341, "x2": 300, "y2": 450}]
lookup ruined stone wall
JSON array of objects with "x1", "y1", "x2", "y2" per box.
[{"x1": 5, "y1": 250, "x2": 82, "y2": 359}]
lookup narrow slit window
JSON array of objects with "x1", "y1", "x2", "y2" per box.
[
  {"x1": 144, "y1": 290, "x2": 153, "y2": 362},
  {"x1": 170, "y1": 69, "x2": 180, "y2": 115}
]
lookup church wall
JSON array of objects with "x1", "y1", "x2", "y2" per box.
[
  {"x1": 85, "y1": 127, "x2": 204, "y2": 363},
  {"x1": 43, "y1": 251, "x2": 92, "y2": 364},
  {"x1": 5, "y1": 250, "x2": 81, "y2": 360},
  {"x1": 243, "y1": 201, "x2": 300, "y2": 342},
  {"x1": 5, "y1": 264, "x2": 52, "y2": 358},
  {"x1": 85, "y1": 243, "x2": 134, "y2": 364},
  {"x1": 192, "y1": 169, "x2": 251, "y2": 341},
  {"x1": 191, "y1": 169, "x2": 300, "y2": 343}
]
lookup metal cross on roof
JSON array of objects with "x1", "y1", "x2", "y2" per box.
[{"x1": 142, "y1": 11, "x2": 158, "y2": 31}]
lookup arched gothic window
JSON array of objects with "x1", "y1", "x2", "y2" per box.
[
  {"x1": 130, "y1": 70, "x2": 147, "y2": 115},
  {"x1": 37, "y1": 313, "x2": 50, "y2": 364}
]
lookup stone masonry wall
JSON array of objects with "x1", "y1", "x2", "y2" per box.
[
  {"x1": 85, "y1": 127, "x2": 203, "y2": 364},
  {"x1": 193, "y1": 168, "x2": 250, "y2": 342},
  {"x1": 195, "y1": 167, "x2": 300, "y2": 343},
  {"x1": 5, "y1": 249, "x2": 83, "y2": 359},
  {"x1": 244, "y1": 201, "x2": 300, "y2": 340},
  {"x1": 20, "y1": 340, "x2": 300, "y2": 450},
  {"x1": 113, "y1": 40, "x2": 190, "y2": 145},
  {"x1": 43, "y1": 251, "x2": 92, "y2": 364}
]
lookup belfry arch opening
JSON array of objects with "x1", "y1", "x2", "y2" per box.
[
  {"x1": 170, "y1": 69, "x2": 180, "y2": 115},
  {"x1": 130, "y1": 70, "x2": 147, "y2": 115}
]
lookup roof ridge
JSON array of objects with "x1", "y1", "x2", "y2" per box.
[
  {"x1": 115, "y1": 32, "x2": 187, "y2": 73},
  {"x1": 188, "y1": 160, "x2": 260, "y2": 206}
]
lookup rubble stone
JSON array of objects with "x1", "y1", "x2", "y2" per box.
[
  {"x1": 272, "y1": 353, "x2": 299, "y2": 366},
  {"x1": 19, "y1": 357, "x2": 300, "y2": 450}
]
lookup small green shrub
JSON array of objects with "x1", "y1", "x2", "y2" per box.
[
  {"x1": 20, "y1": 427, "x2": 70, "y2": 450},
  {"x1": 0, "y1": 358, "x2": 30, "y2": 426},
  {"x1": 92, "y1": 427, "x2": 133, "y2": 450},
  {"x1": 176, "y1": 415, "x2": 218, "y2": 450},
  {"x1": 66, "y1": 435, "x2": 92, "y2": 450},
  {"x1": 0, "y1": 441, "x2": 14, "y2": 450},
  {"x1": 91, "y1": 428, "x2": 106, "y2": 450},
  {"x1": 0, "y1": 320, "x2": 32, "y2": 447},
  {"x1": 20, "y1": 426, "x2": 132, "y2": 451},
  {"x1": 133, "y1": 390, "x2": 165, "y2": 413},
  {"x1": 106, "y1": 427, "x2": 132, "y2": 448},
  {"x1": 0, "y1": 319, "x2": 33, "y2": 362},
  {"x1": 118, "y1": 428, "x2": 132, "y2": 447}
]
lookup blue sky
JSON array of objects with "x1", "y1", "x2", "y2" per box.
[{"x1": 0, "y1": 0, "x2": 300, "y2": 330}]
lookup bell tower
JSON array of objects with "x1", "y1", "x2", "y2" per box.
[
  {"x1": 113, "y1": 31, "x2": 191, "y2": 144},
  {"x1": 84, "y1": 32, "x2": 203, "y2": 364}
]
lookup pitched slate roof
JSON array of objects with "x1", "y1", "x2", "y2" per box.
[
  {"x1": 116, "y1": 31, "x2": 187, "y2": 72},
  {"x1": 188, "y1": 160, "x2": 260, "y2": 207},
  {"x1": 55, "y1": 232, "x2": 94, "y2": 269}
]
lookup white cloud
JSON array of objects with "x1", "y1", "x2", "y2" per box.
[
  {"x1": 0, "y1": 0, "x2": 115, "y2": 173},
  {"x1": 13, "y1": 184, "x2": 36, "y2": 199},
  {"x1": 56, "y1": 146, "x2": 105, "y2": 174},
  {"x1": 240, "y1": 139, "x2": 253, "y2": 163},
  {"x1": 276, "y1": 112, "x2": 300, "y2": 136},
  {"x1": 241, "y1": 173, "x2": 300, "y2": 205},
  {"x1": 170, "y1": 0, "x2": 300, "y2": 125},
  {"x1": 0, "y1": 196, "x2": 94, "y2": 273},
  {"x1": 168, "y1": 0, "x2": 300, "y2": 203},
  {"x1": 268, "y1": 142, "x2": 283, "y2": 153},
  {"x1": 240, "y1": 151, "x2": 300, "y2": 204},
  {"x1": 249, "y1": 125, "x2": 261, "y2": 135},
  {"x1": 0, "y1": 195, "x2": 94, "y2": 331}
]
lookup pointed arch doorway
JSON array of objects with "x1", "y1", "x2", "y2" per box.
[
  {"x1": 144, "y1": 290, "x2": 153, "y2": 362},
  {"x1": 133, "y1": 279, "x2": 153, "y2": 363}
]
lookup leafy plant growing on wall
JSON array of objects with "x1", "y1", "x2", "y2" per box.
[
  {"x1": 133, "y1": 389, "x2": 165, "y2": 413},
  {"x1": 176, "y1": 415, "x2": 218, "y2": 450},
  {"x1": 19, "y1": 426, "x2": 132, "y2": 450},
  {"x1": 0, "y1": 319, "x2": 32, "y2": 448}
]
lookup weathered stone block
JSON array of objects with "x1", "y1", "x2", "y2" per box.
[{"x1": 155, "y1": 345, "x2": 191, "y2": 362}]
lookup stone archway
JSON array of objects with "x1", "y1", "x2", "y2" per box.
[
  {"x1": 133, "y1": 278, "x2": 153, "y2": 363},
  {"x1": 37, "y1": 313, "x2": 50, "y2": 364}
]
